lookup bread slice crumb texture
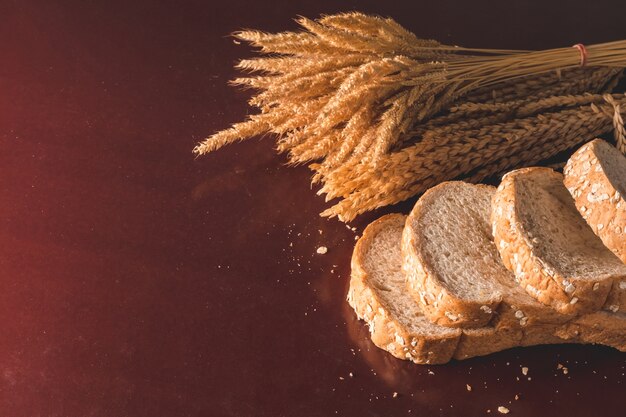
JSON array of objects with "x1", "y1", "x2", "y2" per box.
[{"x1": 403, "y1": 182, "x2": 506, "y2": 327}]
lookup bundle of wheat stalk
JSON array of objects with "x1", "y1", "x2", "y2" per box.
[
  {"x1": 195, "y1": 12, "x2": 626, "y2": 221},
  {"x1": 322, "y1": 93, "x2": 626, "y2": 220}
]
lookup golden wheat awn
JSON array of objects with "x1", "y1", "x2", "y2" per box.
[{"x1": 195, "y1": 12, "x2": 626, "y2": 220}]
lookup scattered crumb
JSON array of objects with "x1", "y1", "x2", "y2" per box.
[
  {"x1": 392, "y1": 392, "x2": 398, "y2": 398},
  {"x1": 316, "y1": 246, "x2": 328, "y2": 254},
  {"x1": 514, "y1": 395, "x2": 519, "y2": 400},
  {"x1": 557, "y1": 363, "x2": 569, "y2": 375},
  {"x1": 521, "y1": 367, "x2": 529, "y2": 376},
  {"x1": 339, "y1": 376, "x2": 344, "y2": 380},
  {"x1": 354, "y1": 235, "x2": 359, "y2": 240},
  {"x1": 349, "y1": 372, "x2": 354, "y2": 378},
  {"x1": 497, "y1": 406, "x2": 510, "y2": 414},
  {"x1": 351, "y1": 227, "x2": 356, "y2": 232},
  {"x1": 318, "y1": 229, "x2": 323, "y2": 234},
  {"x1": 466, "y1": 384, "x2": 472, "y2": 392},
  {"x1": 428, "y1": 370, "x2": 435, "y2": 375}
]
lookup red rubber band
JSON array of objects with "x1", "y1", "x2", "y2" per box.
[{"x1": 572, "y1": 43, "x2": 588, "y2": 67}]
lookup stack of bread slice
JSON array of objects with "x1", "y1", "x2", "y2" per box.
[{"x1": 348, "y1": 139, "x2": 626, "y2": 364}]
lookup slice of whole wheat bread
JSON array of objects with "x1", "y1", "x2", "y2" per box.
[
  {"x1": 564, "y1": 139, "x2": 626, "y2": 313},
  {"x1": 402, "y1": 182, "x2": 502, "y2": 327},
  {"x1": 491, "y1": 167, "x2": 626, "y2": 315},
  {"x1": 402, "y1": 181, "x2": 572, "y2": 329},
  {"x1": 348, "y1": 214, "x2": 626, "y2": 364}
]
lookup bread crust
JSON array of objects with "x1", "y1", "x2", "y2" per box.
[
  {"x1": 454, "y1": 327, "x2": 522, "y2": 360},
  {"x1": 555, "y1": 311, "x2": 626, "y2": 351},
  {"x1": 493, "y1": 299, "x2": 574, "y2": 332},
  {"x1": 564, "y1": 139, "x2": 626, "y2": 313},
  {"x1": 402, "y1": 182, "x2": 500, "y2": 328},
  {"x1": 492, "y1": 167, "x2": 615, "y2": 314}
]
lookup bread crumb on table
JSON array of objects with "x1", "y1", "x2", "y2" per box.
[
  {"x1": 521, "y1": 366, "x2": 528, "y2": 376},
  {"x1": 466, "y1": 384, "x2": 472, "y2": 391},
  {"x1": 392, "y1": 392, "x2": 398, "y2": 398},
  {"x1": 497, "y1": 406, "x2": 510, "y2": 414},
  {"x1": 316, "y1": 246, "x2": 328, "y2": 254}
]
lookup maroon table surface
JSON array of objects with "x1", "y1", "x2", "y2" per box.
[{"x1": 1, "y1": 0, "x2": 625, "y2": 416}]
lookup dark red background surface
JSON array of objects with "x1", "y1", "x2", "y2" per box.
[{"x1": 1, "y1": 0, "x2": 625, "y2": 416}]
